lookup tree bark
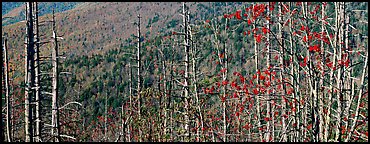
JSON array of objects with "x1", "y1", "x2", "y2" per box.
[
  {"x1": 51, "y1": 10, "x2": 61, "y2": 142},
  {"x1": 4, "y1": 36, "x2": 12, "y2": 142},
  {"x1": 25, "y1": 2, "x2": 35, "y2": 142}
]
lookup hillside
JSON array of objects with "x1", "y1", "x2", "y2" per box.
[
  {"x1": 2, "y1": 2, "x2": 368, "y2": 142},
  {"x1": 2, "y1": 2, "x2": 82, "y2": 26}
]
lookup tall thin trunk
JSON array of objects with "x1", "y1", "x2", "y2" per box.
[
  {"x1": 318, "y1": 2, "x2": 326, "y2": 142},
  {"x1": 265, "y1": 2, "x2": 271, "y2": 142},
  {"x1": 105, "y1": 90, "x2": 108, "y2": 141},
  {"x1": 136, "y1": 14, "x2": 142, "y2": 142},
  {"x1": 335, "y1": 2, "x2": 345, "y2": 141},
  {"x1": 25, "y1": 2, "x2": 35, "y2": 142},
  {"x1": 324, "y1": 2, "x2": 339, "y2": 141},
  {"x1": 223, "y1": 7, "x2": 229, "y2": 142},
  {"x1": 161, "y1": 42, "x2": 168, "y2": 141},
  {"x1": 182, "y1": 2, "x2": 191, "y2": 141},
  {"x1": 287, "y1": 2, "x2": 298, "y2": 142},
  {"x1": 253, "y1": 3, "x2": 262, "y2": 141},
  {"x1": 4, "y1": 36, "x2": 12, "y2": 142},
  {"x1": 33, "y1": 2, "x2": 42, "y2": 142},
  {"x1": 51, "y1": 10, "x2": 61, "y2": 142},
  {"x1": 342, "y1": 3, "x2": 352, "y2": 142},
  {"x1": 278, "y1": 2, "x2": 287, "y2": 141},
  {"x1": 128, "y1": 63, "x2": 132, "y2": 142},
  {"x1": 191, "y1": 36, "x2": 203, "y2": 142}
]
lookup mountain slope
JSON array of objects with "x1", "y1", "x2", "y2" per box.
[{"x1": 2, "y1": 2, "x2": 83, "y2": 26}]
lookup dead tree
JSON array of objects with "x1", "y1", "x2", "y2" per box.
[
  {"x1": 51, "y1": 10, "x2": 61, "y2": 142},
  {"x1": 32, "y1": 2, "x2": 42, "y2": 142},
  {"x1": 24, "y1": 2, "x2": 35, "y2": 142},
  {"x1": 265, "y1": 2, "x2": 271, "y2": 142},
  {"x1": 182, "y1": 2, "x2": 191, "y2": 141},
  {"x1": 3, "y1": 35, "x2": 12, "y2": 142},
  {"x1": 252, "y1": 2, "x2": 263, "y2": 142},
  {"x1": 133, "y1": 14, "x2": 143, "y2": 142}
]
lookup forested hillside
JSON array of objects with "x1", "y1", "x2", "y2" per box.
[
  {"x1": 2, "y1": 2, "x2": 82, "y2": 26},
  {"x1": 2, "y1": 2, "x2": 368, "y2": 142}
]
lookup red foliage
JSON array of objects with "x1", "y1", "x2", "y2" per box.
[
  {"x1": 307, "y1": 124, "x2": 313, "y2": 130},
  {"x1": 235, "y1": 10, "x2": 242, "y2": 20},
  {"x1": 222, "y1": 80, "x2": 229, "y2": 86},
  {"x1": 248, "y1": 19, "x2": 252, "y2": 25},
  {"x1": 262, "y1": 27, "x2": 269, "y2": 34},
  {"x1": 309, "y1": 45, "x2": 320, "y2": 52},
  {"x1": 220, "y1": 68, "x2": 227, "y2": 73},
  {"x1": 255, "y1": 34, "x2": 262, "y2": 43},
  {"x1": 303, "y1": 36, "x2": 307, "y2": 42},
  {"x1": 253, "y1": 88, "x2": 259, "y2": 95},
  {"x1": 242, "y1": 123, "x2": 251, "y2": 130}
]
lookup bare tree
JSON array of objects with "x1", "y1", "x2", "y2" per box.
[
  {"x1": 51, "y1": 10, "x2": 61, "y2": 142},
  {"x1": 24, "y1": 2, "x2": 35, "y2": 142},
  {"x1": 3, "y1": 35, "x2": 12, "y2": 142},
  {"x1": 32, "y1": 2, "x2": 42, "y2": 142},
  {"x1": 134, "y1": 14, "x2": 143, "y2": 142}
]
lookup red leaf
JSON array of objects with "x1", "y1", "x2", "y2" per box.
[
  {"x1": 220, "y1": 68, "x2": 227, "y2": 73},
  {"x1": 262, "y1": 27, "x2": 269, "y2": 34},
  {"x1": 235, "y1": 10, "x2": 242, "y2": 20},
  {"x1": 255, "y1": 34, "x2": 262, "y2": 43},
  {"x1": 219, "y1": 53, "x2": 224, "y2": 59},
  {"x1": 259, "y1": 75, "x2": 265, "y2": 80},
  {"x1": 222, "y1": 80, "x2": 229, "y2": 86},
  {"x1": 253, "y1": 89, "x2": 259, "y2": 95},
  {"x1": 233, "y1": 92, "x2": 238, "y2": 98},
  {"x1": 303, "y1": 36, "x2": 307, "y2": 42},
  {"x1": 242, "y1": 123, "x2": 250, "y2": 130}
]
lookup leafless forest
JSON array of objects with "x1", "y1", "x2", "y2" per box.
[{"x1": 2, "y1": 2, "x2": 368, "y2": 142}]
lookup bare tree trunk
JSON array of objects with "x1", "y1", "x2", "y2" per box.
[
  {"x1": 32, "y1": 2, "x2": 42, "y2": 142},
  {"x1": 342, "y1": 3, "x2": 352, "y2": 142},
  {"x1": 4, "y1": 36, "x2": 12, "y2": 142},
  {"x1": 222, "y1": 10, "x2": 228, "y2": 143},
  {"x1": 51, "y1": 10, "x2": 61, "y2": 142},
  {"x1": 128, "y1": 63, "x2": 132, "y2": 142},
  {"x1": 161, "y1": 43, "x2": 168, "y2": 141},
  {"x1": 25, "y1": 2, "x2": 35, "y2": 142},
  {"x1": 135, "y1": 14, "x2": 142, "y2": 142},
  {"x1": 251, "y1": 3, "x2": 263, "y2": 142},
  {"x1": 278, "y1": 2, "x2": 287, "y2": 142},
  {"x1": 190, "y1": 36, "x2": 203, "y2": 142},
  {"x1": 318, "y1": 2, "x2": 326, "y2": 142},
  {"x1": 287, "y1": 2, "x2": 298, "y2": 142},
  {"x1": 104, "y1": 90, "x2": 108, "y2": 141},
  {"x1": 335, "y1": 2, "x2": 345, "y2": 141},
  {"x1": 265, "y1": 2, "x2": 271, "y2": 142},
  {"x1": 324, "y1": 2, "x2": 339, "y2": 141},
  {"x1": 182, "y1": 2, "x2": 191, "y2": 141}
]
